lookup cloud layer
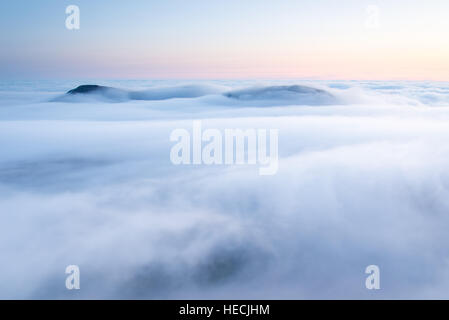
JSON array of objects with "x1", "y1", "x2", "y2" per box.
[{"x1": 1, "y1": 80, "x2": 449, "y2": 298}]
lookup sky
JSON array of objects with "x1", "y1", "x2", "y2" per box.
[{"x1": 1, "y1": 0, "x2": 449, "y2": 80}]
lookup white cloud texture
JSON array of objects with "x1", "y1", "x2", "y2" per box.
[{"x1": 1, "y1": 80, "x2": 449, "y2": 298}]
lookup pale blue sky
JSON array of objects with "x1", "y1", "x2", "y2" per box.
[{"x1": 1, "y1": 0, "x2": 449, "y2": 79}]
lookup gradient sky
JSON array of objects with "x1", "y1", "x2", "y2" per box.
[{"x1": 1, "y1": 0, "x2": 449, "y2": 80}]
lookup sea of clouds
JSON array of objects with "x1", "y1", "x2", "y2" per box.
[{"x1": 1, "y1": 79, "x2": 449, "y2": 299}]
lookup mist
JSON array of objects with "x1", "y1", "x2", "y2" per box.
[{"x1": 1, "y1": 80, "x2": 449, "y2": 298}]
